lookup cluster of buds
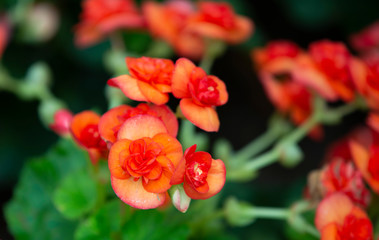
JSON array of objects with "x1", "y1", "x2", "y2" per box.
[
  {"x1": 49, "y1": 56, "x2": 228, "y2": 211},
  {"x1": 75, "y1": 0, "x2": 253, "y2": 59}
]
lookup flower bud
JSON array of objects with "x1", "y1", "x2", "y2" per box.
[
  {"x1": 49, "y1": 109, "x2": 73, "y2": 136},
  {"x1": 169, "y1": 185, "x2": 191, "y2": 213}
]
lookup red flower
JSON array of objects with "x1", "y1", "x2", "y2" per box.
[
  {"x1": 0, "y1": 15, "x2": 10, "y2": 59},
  {"x1": 99, "y1": 103, "x2": 178, "y2": 144},
  {"x1": 252, "y1": 41, "x2": 323, "y2": 139},
  {"x1": 75, "y1": 0, "x2": 144, "y2": 47},
  {"x1": 320, "y1": 158, "x2": 370, "y2": 208},
  {"x1": 49, "y1": 109, "x2": 73, "y2": 136},
  {"x1": 350, "y1": 127, "x2": 379, "y2": 194},
  {"x1": 70, "y1": 111, "x2": 108, "y2": 164},
  {"x1": 142, "y1": 0, "x2": 205, "y2": 59},
  {"x1": 315, "y1": 193, "x2": 373, "y2": 240},
  {"x1": 350, "y1": 21, "x2": 379, "y2": 53},
  {"x1": 108, "y1": 114, "x2": 182, "y2": 209},
  {"x1": 172, "y1": 58, "x2": 228, "y2": 132},
  {"x1": 171, "y1": 144, "x2": 226, "y2": 200},
  {"x1": 308, "y1": 40, "x2": 356, "y2": 101},
  {"x1": 108, "y1": 57, "x2": 174, "y2": 105},
  {"x1": 185, "y1": 1, "x2": 253, "y2": 44}
]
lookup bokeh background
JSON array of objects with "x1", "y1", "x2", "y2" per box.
[{"x1": 1, "y1": 0, "x2": 378, "y2": 239}]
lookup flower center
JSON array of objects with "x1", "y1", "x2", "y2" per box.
[
  {"x1": 193, "y1": 76, "x2": 220, "y2": 106},
  {"x1": 120, "y1": 138, "x2": 163, "y2": 180},
  {"x1": 80, "y1": 124, "x2": 105, "y2": 149},
  {"x1": 339, "y1": 213, "x2": 373, "y2": 240}
]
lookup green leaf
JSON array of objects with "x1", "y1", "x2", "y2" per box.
[
  {"x1": 122, "y1": 210, "x2": 190, "y2": 240},
  {"x1": 74, "y1": 200, "x2": 128, "y2": 240},
  {"x1": 4, "y1": 139, "x2": 91, "y2": 239},
  {"x1": 53, "y1": 169, "x2": 98, "y2": 220}
]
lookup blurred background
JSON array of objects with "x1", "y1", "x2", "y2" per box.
[{"x1": 1, "y1": 0, "x2": 378, "y2": 239}]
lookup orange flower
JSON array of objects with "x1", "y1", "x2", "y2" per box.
[
  {"x1": 70, "y1": 111, "x2": 108, "y2": 164},
  {"x1": 0, "y1": 15, "x2": 10, "y2": 59},
  {"x1": 350, "y1": 127, "x2": 379, "y2": 194},
  {"x1": 320, "y1": 158, "x2": 370, "y2": 208},
  {"x1": 350, "y1": 21, "x2": 379, "y2": 53},
  {"x1": 108, "y1": 114, "x2": 182, "y2": 209},
  {"x1": 99, "y1": 103, "x2": 178, "y2": 144},
  {"x1": 170, "y1": 144, "x2": 226, "y2": 200},
  {"x1": 142, "y1": 0, "x2": 205, "y2": 59},
  {"x1": 108, "y1": 57, "x2": 174, "y2": 105},
  {"x1": 49, "y1": 109, "x2": 73, "y2": 136},
  {"x1": 172, "y1": 58, "x2": 228, "y2": 132},
  {"x1": 75, "y1": 0, "x2": 145, "y2": 47},
  {"x1": 252, "y1": 41, "x2": 323, "y2": 139},
  {"x1": 315, "y1": 193, "x2": 373, "y2": 240},
  {"x1": 185, "y1": 1, "x2": 253, "y2": 44}
]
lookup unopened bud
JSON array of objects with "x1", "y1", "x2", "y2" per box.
[{"x1": 169, "y1": 185, "x2": 191, "y2": 213}]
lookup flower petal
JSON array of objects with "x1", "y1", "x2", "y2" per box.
[
  {"x1": 108, "y1": 75, "x2": 147, "y2": 102},
  {"x1": 108, "y1": 139, "x2": 132, "y2": 179},
  {"x1": 180, "y1": 99, "x2": 220, "y2": 132},
  {"x1": 117, "y1": 115, "x2": 168, "y2": 140},
  {"x1": 315, "y1": 193, "x2": 353, "y2": 230},
  {"x1": 150, "y1": 104, "x2": 178, "y2": 137},
  {"x1": 111, "y1": 176, "x2": 166, "y2": 209},
  {"x1": 137, "y1": 80, "x2": 169, "y2": 105},
  {"x1": 70, "y1": 111, "x2": 100, "y2": 143},
  {"x1": 99, "y1": 105, "x2": 132, "y2": 143},
  {"x1": 152, "y1": 133, "x2": 183, "y2": 167},
  {"x1": 143, "y1": 156, "x2": 174, "y2": 193},
  {"x1": 172, "y1": 58, "x2": 196, "y2": 99}
]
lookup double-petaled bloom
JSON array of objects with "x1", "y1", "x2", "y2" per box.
[
  {"x1": 142, "y1": 1, "x2": 253, "y2": 59},
  {"x1": 172, "y1": 58, "x2": 228, "y2": 132},
  {"x1": 142, "y1": 0, "x2": 205, "y2": 59},
  {"x1": 108, "y1": 57, "x2": 174, "y2": 105},
  {"x1": 75, "y1": 0, "x2": 145, "y2": 47},
  {"x1": 171, "y1": 144, "x2": 226, "y2": 200},
  {"x1": 108, "y1": 114, "x2": 183, "y2": 209},
  {"x1": 185, "y1": 1, "x2": 253, "y2": 44},
  {"x1": 306, "y1": 137, "x2": 370, "y2": 208},
  {"x1": 70, "y1": 111, "x2": 108, "y2": 164},
  {"x1": 252, "y1": 40, "x2": 323, "y2": 138},
  {"x1": 315, "y1": 193, "x2": 373, "y2": 240}
]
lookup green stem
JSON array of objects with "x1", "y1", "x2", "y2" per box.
[
  {"x1": 241, "y1": 97, "x2": 361, "y2": 173},
  {"x1": 234, "y1": 127, "x2": 281, "y2": 161},
  {"x1": 199, "y1": 40, "x2": 226, "y2": 74},
  {"x1": 247, "y1": 207, "x2": 290, "y2": 220}
]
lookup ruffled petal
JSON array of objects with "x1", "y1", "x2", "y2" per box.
[
  {"x1": 172, "y1": 58, "x2": 196, "y2": 99},
  {"x1": 99, "y1": 105, "x2": 132, "y2": 143}
]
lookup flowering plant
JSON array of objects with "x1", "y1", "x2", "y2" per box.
[{"x1": 2, "y1": 0, "x2": 379, "y2": 240}]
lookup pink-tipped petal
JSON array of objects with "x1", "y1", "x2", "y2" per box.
[
  {"x1": 111, "y1": 176, "x2": 166, "y2": 209},
  {"x1": 117, "y1": 115, "x2": 168, "y2": 140}
]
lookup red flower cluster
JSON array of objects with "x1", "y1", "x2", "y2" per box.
[
  {"x1": 252, "y1": 38, "x2": 379, "y2": 138},
  {"x1": 49, "y1": 56, "x2": 227, "y2": 210},
  {"x1": 109, "y1": 56, "x2": 228, "y2": 132},
  {"x1": 75, "y1": 0, "x2": 253, "y2": 59}
]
